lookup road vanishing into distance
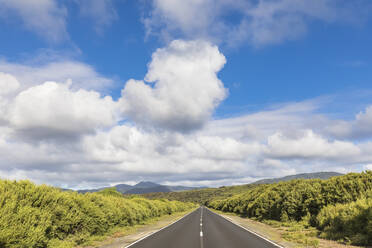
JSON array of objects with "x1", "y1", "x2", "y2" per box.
[{"x1": 127, "y1": 207, "x2": 282, "y2": 248}]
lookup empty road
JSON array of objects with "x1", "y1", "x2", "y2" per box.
[{"x1": 126, "y1": 207, "x2": 282, "y2": 248}]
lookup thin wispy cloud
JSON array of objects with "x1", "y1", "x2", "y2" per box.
[
  {"x1": 143, "y1": 0, "x2": 370, "y2": 47},
  {"x1": 0, "y1": 0, "x2": 68, "y2": 43},
  {"x1": 74, "y1": 0, "x2": 118, "y2": 34}
]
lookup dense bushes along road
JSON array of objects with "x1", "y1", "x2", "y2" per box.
[
  {"x1": 207, "y1": 171, "x2": 372, "y2": 246},
  {"x1": 0, "y1": 180, "x2": 196, "y2": 248},
  {"x1": 316, "y1": 192, "x2": 371, "y2": 245}
]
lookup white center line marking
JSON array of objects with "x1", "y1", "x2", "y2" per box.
[{"x1": 200, "y1": 207, "x2": 204, "y2": 248}]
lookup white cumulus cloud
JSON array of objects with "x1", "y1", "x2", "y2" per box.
[
  {"x1": 120, "y1": 40, "x2": 227, "y2": 132},
  {"x1": 8, "y1": 81, "x2": 118, "y2": 140}
]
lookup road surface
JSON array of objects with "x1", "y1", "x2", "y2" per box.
[{"x1": 127, "y1": 207, "x2": 282, "y2": 248}]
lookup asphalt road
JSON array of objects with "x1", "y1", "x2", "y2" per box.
[{"x1": 127, "y1": 207, "x2": 281, "y2": 248}]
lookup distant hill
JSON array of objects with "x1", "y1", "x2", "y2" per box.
[
  {"x1": 114, "y1": 183, "x2": 134, "y2": 192},
  {"x1": 125, "y1": 185, "x2": 172, "y2": 194},
  {"x1": 134, "y1": 181, "x2": 161, "y2": 188},
  {"x1": 167, "y1": 185, "x2": 204, "y2": 192},
  {"x1": 76, "y1": 181, "x2": 203, "y2": 194},
  {"x1": 77, "y1": 183, "x2": 133, "y2": 194},
  {"x1": 252, "y1": 172, "x2": 343, "y2": 184},
  {"x1": 142, "y1": 171, "x2": 344, "y2": 204}
]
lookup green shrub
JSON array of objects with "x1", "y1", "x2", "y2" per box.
[
  {"x1": 207, "y1": 171, "x2": 372, "y2": 245},
  {"x1": 208, "y1": 171, "x2": 372, "y2": 222},
  {"x1": 0, "y1": 179, "x2": 195, "y2": 248},
  {"x1": 316, "y1": 192, "x2": 372, "y2": 246}
]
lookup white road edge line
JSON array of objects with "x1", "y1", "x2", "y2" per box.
[
  {"x1": 124, "y1": 207, "x2": 200, "y2": 248},
  {"x1": 206, "y1": 208, "x2": 284, "y2": 248},
  {"x1": 200, "y1": 207, "x2": 204, "y2": 248}
]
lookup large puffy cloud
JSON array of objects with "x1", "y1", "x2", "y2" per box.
[
  {"x1": 120, "y1": 40, "x2": 227, "y2": 132},
  {"x1": 144, "y1": 0, "x2": 368, "y2": 47},
  {"x1": 0, "y1": 0, "x2": 68, "y2": 42},
  {"x1": 0, "y1": 56, "x2": 118, "y2": 138},
  {"x1": 8, "y1": 81, "x2": 118, "y2": 140}
]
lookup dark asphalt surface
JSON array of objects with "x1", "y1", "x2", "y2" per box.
[{"x1": 127, "y1": 207, "x2": 281, "y2": 248}]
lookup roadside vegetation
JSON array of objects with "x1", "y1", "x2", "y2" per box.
[
  {"x1": 0, "y1": 180, "x2": 196, "y2": 248},
  {"x1": 316, "y1": 192, "x2": 371, "y2": 245},
  {"x1": 206, "y1": 171, "x2": 372, "y2": 246}
]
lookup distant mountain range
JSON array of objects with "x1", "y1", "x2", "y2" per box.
[
  {"x1": 252, "y1": 172, "x2": 343, "y2": 184},
  {"x1": 75, "y1": 172, "x2": 343, "y2": 194},
  {"x1": 77, "y1": 181, "x2": 204, "y2": 194}
]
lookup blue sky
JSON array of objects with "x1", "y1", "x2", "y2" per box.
[
  {"x1": 0, "y1": 0, "x2": 372, "y2": 188},
  {"x1": 2, "y1": 0, "x2": 372, "y2": 112}
]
